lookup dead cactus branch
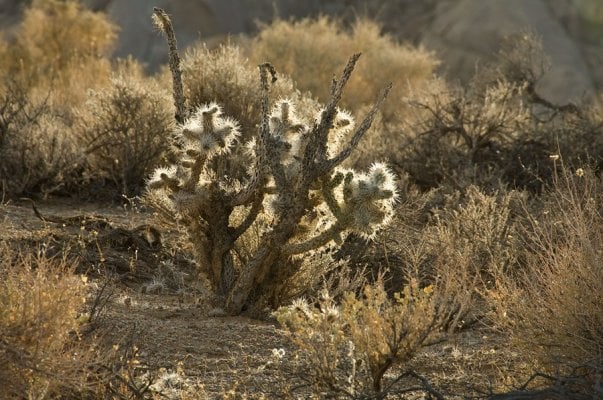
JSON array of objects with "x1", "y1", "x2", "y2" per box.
[{"x1": 152, "y1": 7, "x2": 187, "y2": 123}]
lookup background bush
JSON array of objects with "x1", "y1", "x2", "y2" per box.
[
  {"x1": 0, "y1": 0, "x2": 116, "y2": 197},
  {"x1": 7, "y1": 0, "x2": 115, "y2": 107},
  {"x1": 249, "y1": 17, "x2": 437, "y2": 121},
  {"x1": 180, "y1": 42, "x2": 320, "y2": 137},
  {"x1": 489, "y1": 164, "x2": 603, "y2": 371},
  {"x1": 77, "y1": 60, "x2": 174, "y2": 196},
  {"x1": 0, "y1": 78, "x2": 81, "y2": 196},
  {"x1": 0, "y1": 0, "x2": 176, "y2": 198},
  {"x1": 398, "y1": 33, "x2": 603, "y2": 193}
]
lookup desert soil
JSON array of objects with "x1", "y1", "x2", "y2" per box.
[{"x1": 0, "y1": 198, "x2": 527, "y2": 398}]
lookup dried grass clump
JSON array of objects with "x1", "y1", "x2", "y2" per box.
[
  {"x1": 274, "y1": 282, "x2": 448, "y2": 398},
  {"x1": 0, "y1": 245, "x2": 105, "y2": 398},
  {"x1": 491, "y1": 163, "x2": 603, "y2": 372},
  {"x1": 77, "y1": 60, "x2": 174, "y2": 195}
]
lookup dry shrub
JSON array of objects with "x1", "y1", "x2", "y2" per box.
[
  {"x1": 180, "y1": 43, "x2": 318, "y2": 137},
  {"x1": 7, "y1": 0, "x2": 115, "y2": 110},
  {"x1": 399, "y1": 33, "x2": 602, "y2": 193},
  {"x1": 385, "y1": 186, "x2": 523, "y2": 331},
  {"x1": 491, "y1": 163, "x2": 603, "y2": 372},
  {"x1": 549, "y1": 96, "x2": 603, "y2": 174},
  {"x1": 77, "y1": 60, "x2": 174, "y2": 195},
  {"x1": 274, "y1": 281, "x2": 448, "y2": 398},
  {"x1": 0, "y1": 0, "x2": 119, "y2": 197},
  {"x1": 0, "y1": 245, "x2": 105, "y2": 398},
  {"x1": 0, "y1": 244, "x2": 154, "y2": 399},
  {"x1": 423, "y1": 187, "x2": 524, "y2": 327},
  {"x1": 0, "y1": 38, "x2": 9, "y2": 78},
  {"x1": 400, "y1": 78, "x2": 532, "y2": 191},
  {"x1": 250, "y1": 17, "x2": 437, "y2": 121},
  {"x1": 0, "y1": 79, "x2": 81, "y2": 196}
]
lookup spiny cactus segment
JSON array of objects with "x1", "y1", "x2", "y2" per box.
[{"x1": 150, "y1": 8, "x2": 395, "y2": 314}]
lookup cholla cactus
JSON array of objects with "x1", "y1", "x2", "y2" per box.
[{"x1": 150, "y1": 8, "x2": 395, "y2": 315}]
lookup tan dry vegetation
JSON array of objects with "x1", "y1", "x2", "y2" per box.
[
  {"x1": 6, "y1": 0, "x2": 116, "y2": 111},
  {"x1": 76, "y1": 59, "x2": 174, "y2": 195},
  {"x1": 0, "y1": 2, "x2": 602, "y2": 398},
  {"x1": 0, "y1": 244, "x2": 105, "y2": 398},
  {"x1": 489, "y1": 164, "x2": 603, "y2": 371},
  {"x1": 0, "y1": 200, "x2": 551, "y2": 399},
  {"x1": 178, "y1": 42, "x2": 320, "y2": 136},
  {"x1": 249, "y1": 17, "x2": 438, "y2": 121},
  {"x1": 0, "y1": 0, "x2": 176, "y2": 197}
]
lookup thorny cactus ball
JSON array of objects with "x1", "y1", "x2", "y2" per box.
[
  {"x1": 335, "y1": 162, "x2": 397, "y2": 239},
  {"x1": 178, "y1": 103, "x2": 240, "y2": 158}
]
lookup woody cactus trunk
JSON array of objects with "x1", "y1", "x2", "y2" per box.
[{"x1": 150, "y1": 8, "x2": 397, "y2": 315}]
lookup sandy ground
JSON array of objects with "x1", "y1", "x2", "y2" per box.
[{"x1": 0, "y1": 198, "x2": 529, "y2": 398}]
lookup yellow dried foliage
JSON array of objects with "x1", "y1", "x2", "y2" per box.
[
  {"x1": 275, "y1": 281, "x2": 442, "y2": 395},
  {"x1": 0, "y1": 245, "x2": 97, "y2": 398},
  {"x1": 250, "y1": 17, "x2": 438, "y2": 122},
  {"x1": 6, "y1": 0, "x2": 116, "y2": 109}
]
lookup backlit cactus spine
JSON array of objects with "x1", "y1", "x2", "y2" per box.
[{"x1": 151, "y1": 8, "x2": 395, "y2": 315}]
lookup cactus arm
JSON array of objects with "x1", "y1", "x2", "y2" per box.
[
  {"x1": 266, "y1": 141, "x2": 289, "y2": 191},
  {"x1": 282, "y1": 221, "x2": 345, "y2": 256},
  {"x1": 229, "y1": 63, "x2": 274, "y2": 207},
  {"x1": 320, "y1": 173, "x2": 344, "y2": 219},
  {"x1": 323, "y1": 84, "x2": 392, "y2": 173},
  {"x1": 232, "y1": 194, "x2": 264, "y2": 240},
  {"x1": 183, "y1": 152, "x2": 207, "y2": 191},
  {"x1": 302, "y1": 54, "x2": 361, "y2": 182}
]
